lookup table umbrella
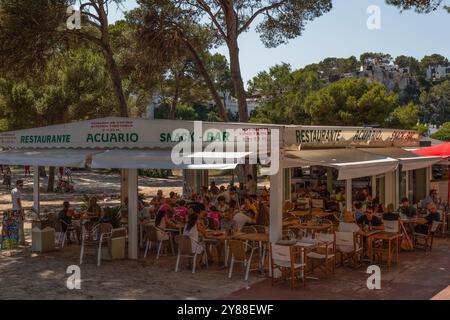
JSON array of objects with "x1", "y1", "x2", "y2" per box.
[{"x1": 413, "y1": 142, "x2": 450, "y2": 204}]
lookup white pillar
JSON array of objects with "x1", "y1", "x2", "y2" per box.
[
  {"x1": 405, "y1": 170, "x2": 409, "y2": 199},
  {"x1": 346, "y1": 179, "x2": 352, "y2": 212},
  {"x1": 371, "y1": 175, "x2": 377, "y2": 200},
  {"x1": 33, "y1": 166, "x2": 40, "y2": 214},
  {"x1": 395, "y1": 168, "x2": 400, "y2": 210},
  {"x1": 127, "y1": 169, "x2": 138, "y2": 260},
  {"x1": 385, "y1": 171, "x2": 395, "y2": 206},
  {"x1": 270, "y1": 169, "x2": 283, "y2": 243}
]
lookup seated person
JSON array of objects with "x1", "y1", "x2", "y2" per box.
[
  {"x1": 150, "y1": 190, "x2": 164, "y2": 207},
  {"x1": 259, "y1": 188, "x2": 270, "y2": 206},
  {"x1": 399, "y1": 197, "x2": 416, "y2": 218},
  {"x1": 382, "y1": 203, "x2": 399, "y2": 221},
  {"x1": 207, "y1": 206, "x2": 220, "y2": 230},
  {"x1": 188, "y1": 202, "x2": 208, "y2": 238},
  {"x1": 183, "y1": 213, "x2": 204, "y2": 269},
  {"x1": 357, "y1": 206, "x2": 384, "y2": 231},
  {"x1": 354, "y1": 202, "x2": 365, "y2": 221},
  {"x1": 173, "y1": 200, "x2": 189, "y2": 221},
  {"x1": 218, "y1": 198, "x2": 235, "y2": 232},
  {"x1": 58, "y1": 201, "x2": 74, "y2": 231},
  {"x1": 87, "y1": 196, "x2": 103, "y2": 220},
  {"x1": 232, "y1": 209, "x2": 258, "y2": 232},
  {"x1": 241, "y1": 195, "x2": 257, "y2": 215},
  {"x1": 154, "y1": 209, "x2": 170, "y2": 241},
  {"x1": 420, "y1": 189, "x2": 439, "y2": 209},
  {"x1": 414, "y1": 203, "x2": 441, "y2": 235}
]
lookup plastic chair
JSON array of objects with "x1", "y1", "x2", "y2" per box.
[
  {"x1": 143, "y1": 225, "x2": 174, "y2": 259},
  {"x1": 79, "y1": 222, "x2": 113, "y2": 266}
]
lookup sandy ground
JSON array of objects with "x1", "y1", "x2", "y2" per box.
[
  {"x1": 0, "y1": 243, "x2": 265, "y2": 300},
  {"x1": 0, "y1": 168, "x2": 269, "y2": 212},
  {"x1": 0, "y1": 168, "x2": 268, "y2": 300}
]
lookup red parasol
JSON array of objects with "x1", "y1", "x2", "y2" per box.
[
  {"x1": 412, "y1": 142, "x2": 450, "y2": 158},
  {"x1": 412, "y1": 142, "x2": 450, "y2": 204}
]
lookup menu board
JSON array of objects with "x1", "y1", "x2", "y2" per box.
[{"x1": 1, "y1": 211, "x2": 19, "y2": 251}]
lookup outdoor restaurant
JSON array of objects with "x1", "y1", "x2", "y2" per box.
[{"x1": 0, "y1": 117, "x2": 449, "y2": 287}]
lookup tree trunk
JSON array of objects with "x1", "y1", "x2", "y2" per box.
[
  {"x1": 170, "y1": 80, "x2": 180, "y2": 120},
  {"x1": 223, "y1": 3, "x2": 248, "y2": 123},
  {"x1": 228, "y1": 39, "x2": 248, "y2": 123},
  {"x1": 102, "y1": 45, "x2": 128, "y2": 117},
  {"x1": 47, "y1": 167, "x2": 55, "y2": 192},
  {"x1": 182, "y1": 38, "x2": 229, "y2": 121}
]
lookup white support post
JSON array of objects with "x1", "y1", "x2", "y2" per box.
[
  {"x1": 327, "y1": 168, "x2": 333, "y2": 193},
  {"x1": 385, "y1": 171, "x2": 395, "y2": 206},
  {"x1": 33, "y1": 166, "x2": 40, "y2": 214},
  {"x1": 405, "y1": 170, "x2": 410, "y2": 200},
  {"x1": 270, "y1": 169, "x2": 283, "y2": 243},
  {"x1": 395, "y1": 168, "x2": 400, "y2": 210},
  {"x1": 127, "y1": 169, "x2": 138, "y2": 260},
  {"x1": 371, "y1": 175, "x2": 377, "y2": 200},
  {"x1": 346, "y1": 179, "x2": 352, "y2": 212}
]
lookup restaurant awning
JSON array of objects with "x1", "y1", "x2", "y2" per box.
[
  {"x1": 360, "y1": 147, "x2": 443, "y2": 171},
  {"x1": 0, "y1": 149, "x2": 99, "y2": 167},
  {"x1": 91, "y1": 149, "x2": 251, "y2": 170},
  {"x1": 282, "y1": 148, "x2": 399, "y2": 180}
]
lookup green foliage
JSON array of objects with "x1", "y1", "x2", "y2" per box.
[
  {"x1": 249, "y1": 63, "x2": 320, "y2": 124},
  {"x1": 304, "y1": 78, "x2": 400, "y2": 126},
  {"x1": 431, "y1": 122, "x2": 450, "y2": 141},
  {"x1": 102, "y1": 206, "x2": 121, "y2": 228},
  {"x1": 360, "y1": 52, "x2": 393, "y2": 64},
  {"x1": 385, "y1": 0, "x2": 446, "y2": 13},
  {"x1": 414, "y1": 123, "x2": 429, "y2": 135},
  {"x1": 420, "y1": 54, "x2": 449, "y2": 69},
  {"x1": 419, "y1": 80, "x2": 450, "y2": 125},
  {"x1": 386, "y1": 102, "x2": 420, "y2": 129}
]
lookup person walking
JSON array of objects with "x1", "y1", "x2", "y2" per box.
[
  {"x1": 24, "y1": 165, "x2": 31, "y2": 178},
  {"x1": 11, "y1": 179, "x2": 26, "y2": 246},
  {"x1": 3, "y1": 166, "x2": 12, "y2": 190}
]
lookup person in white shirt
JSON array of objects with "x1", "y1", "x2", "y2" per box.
[
  {"x1": 11, "y1": 180, "x2": 25, "y2": 245},
  {"x1": 183, "y1": 213, "x2": 205, "y2": 269},
  {"x1": 232, "y1": 209, "x2": 257, "y2": 232}
]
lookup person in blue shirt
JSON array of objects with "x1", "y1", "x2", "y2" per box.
[{"x1": 354, "y1": 202, "x2": 365, "y2": 221}]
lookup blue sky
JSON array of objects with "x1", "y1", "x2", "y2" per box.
[{"x1": 110, "y1": 0, "x2": 450, "y2": 84}]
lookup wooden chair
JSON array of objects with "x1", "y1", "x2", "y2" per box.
[
  {"x1": 414, "y1": 220, "x2": 441, "y2": 251},
  {"x1": 335, "y1": 231, "x2": 362, "y2": 268},
  {"x1": 143, "y1": 225, "x2": 174, "y2": 259},
  {"x1": 284, "y1": 201, "x2": 295, "y2": 212},
  {"x1": 241, "y1": 226, "x2": 257, "y2": 234},
  {"x1": 174, "y1": 235, "x2": 207, "y2": 274},
  {"x1": 270, "y1": 243, "x2": 306, "y2": 289},
  {"x1": 253, "y1": 225, "x2": 267, "y2": 234},
  {"x1": 227, "y1": 240, "x2": 258, "y2": 281},
  {"x1": 306, "y1": 232, "x2": 336, "y2": 276}
]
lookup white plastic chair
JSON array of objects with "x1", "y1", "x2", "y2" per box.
[{"x1": 79, "y1": 222, "x2": 112, "y2": 266}]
